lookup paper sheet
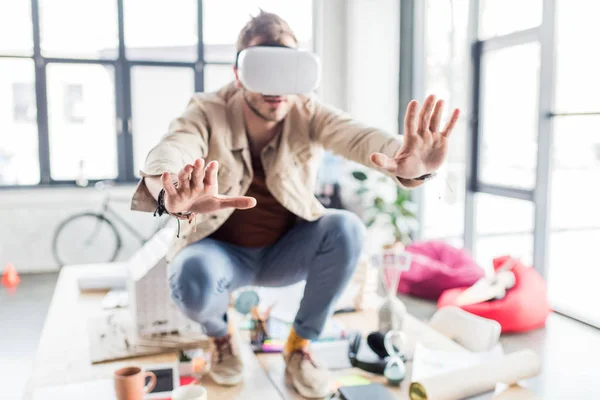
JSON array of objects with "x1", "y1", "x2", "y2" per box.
[
  {"x1": 256, "y1": 281, "x2": 360, "y2": 323},
  {"x1": 311, "y1": 340, "x2": 353, "y2": 370},
  {"x1": 411, "y1": 342, "x2": 504, "y2": 382},
  {"x1": 410, "y1": 348, "x2": 540, "y2": 400},
  {"x1": 101, "y1": 289, "x2": 129, "y2": 309},
  {"x1": 257, "y1": 282, "x2": 304, "y2": 323}
]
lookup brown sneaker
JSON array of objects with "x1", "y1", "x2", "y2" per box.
[
  {"x1": 209, "y1": 334, "x2": 244, "y2": 386},
  {"x1": 284, "y1": 349, "x2": 332, "y2": 399}
]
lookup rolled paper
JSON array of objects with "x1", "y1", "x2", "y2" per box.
[{"x1": 409, "y1": 349, "x2": 541, "y2": 400}]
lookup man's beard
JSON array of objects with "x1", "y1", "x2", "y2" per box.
[{"x1": 243, "y1": 91, "x2": 279, "y2": 122}]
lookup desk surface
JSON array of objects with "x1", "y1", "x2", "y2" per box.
[{"x1": 26, "y1": 265, "x2": 473, "y2": 400}]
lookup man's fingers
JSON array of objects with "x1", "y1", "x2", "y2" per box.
[
  {"x1": 441, "y1": 108, "x2": 460, "y2": 138},
  {"x1": 418, "y1": 95, "x2": 436, "y2": 134},
  {"x1": 203, "y1": 161, "x2": 218, "y2": 189},
  {"x1": 178, "y1": 164, "x2": 193, "y2": 191},
  {"x1": 370, "y1": 152, "x2": 397, "y2": 173},
  {"x1": 404, "y1": 100, "x2": 419, "y2": 136},
  {"x1": 218, "y1": 196, "x2": 257, "y2": 210},
  {"x1": 190, "y1": 158, "x2": 205, "y2": 190},
  {"x1": 161, "y1": 172, "x2": 178, "y2": 197},
  {"x1": 429, "y1": 99, "x2": 445, "y2": 132}
]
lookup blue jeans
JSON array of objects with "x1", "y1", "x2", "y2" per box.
[{"x1": 169, "y1": 209, "x2": 365, "y2": 339}]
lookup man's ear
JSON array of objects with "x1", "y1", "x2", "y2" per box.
[{"x1": 233, "y1": 66, "x2": 242, "y2": 89}]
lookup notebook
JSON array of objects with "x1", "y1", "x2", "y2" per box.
[{"x1": 338, "y1": 383, "x2": 395, "y2": 400}]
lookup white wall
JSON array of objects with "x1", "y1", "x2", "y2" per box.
[
  {"x1": 315, "y1": 0, "x2": 349, "y2": 111},
  {"x1": 317, "y1": 0, "x2": 400, "y2": 133},
  {"x1": 0, "y1": 185, "x2": 158, "y2": 273},
  {"x1": 345, "y1": 0, "x2": 400, "y2": 134}
]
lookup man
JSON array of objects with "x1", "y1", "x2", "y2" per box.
[{"x1": 131, "y1": 11, "x2": 459, "y2": 399}]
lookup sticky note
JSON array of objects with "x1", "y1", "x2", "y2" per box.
[{"x1": 336, "y1": 375, "x2": 371, "y2": 387}]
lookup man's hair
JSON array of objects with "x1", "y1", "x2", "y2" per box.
[{"x1": 236, "y1": 10, "x2": 298, "y2": 52}]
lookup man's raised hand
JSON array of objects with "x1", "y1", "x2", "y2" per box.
[
  {"x1": 370, "y1": 95, "x2": 460, "y2": 180},
  {"x1": 161, "y1": 159, "x2": 256, "y2": 215}
]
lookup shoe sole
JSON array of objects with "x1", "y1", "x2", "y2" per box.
[
  {"x1": 209, "y1": 370, "x2": 244, "y2": 386},
  {"x1": 285, "y1": 370, "x2": 332, "y2": 399}
]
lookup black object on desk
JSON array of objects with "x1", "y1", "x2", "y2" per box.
[{"x1": 338, "y1": 383, "x2": 396, "y2": 400}]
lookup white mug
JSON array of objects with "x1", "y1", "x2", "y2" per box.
[{"x1": 171, "y1": 385, "x2": 207, "y2": 400}]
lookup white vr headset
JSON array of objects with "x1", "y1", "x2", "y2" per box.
[{"x1": 236, "y1": 46, "x2": 321, "y2": 96}]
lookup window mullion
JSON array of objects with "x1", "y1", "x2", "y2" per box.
[{"x1": 31, "y1": 0, "x2": 51, "y2": 184}]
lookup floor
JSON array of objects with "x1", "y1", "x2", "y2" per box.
[
  {"x1": 2, "y1": 274, "x2": 600, "y2": 399},
  {"x1": 0, "y1": 273, "x2": 58, "y2": 400}
]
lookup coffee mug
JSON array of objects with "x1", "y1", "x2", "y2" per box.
[
  {"x1": 114, "y1": 366, "x2": 157, "y2": 400},
  {"x1": 171, "y1": 385, "x2": 208, "y2": 400}
]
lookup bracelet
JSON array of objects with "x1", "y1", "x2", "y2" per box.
[
  {"x1": 154, "y1": 188, "x2": 193, "y2": 219},
  {"x1": 154, "y1": 188, "x2": 196, "y2": 238},
  {"x1": 398, "y1": 172, "x2": 437, "y2": 181},
  {"x1": 414, "y1": 172, "x2": 437, "y2": 181}
]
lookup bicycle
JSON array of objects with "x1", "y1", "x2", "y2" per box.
[{"x1": 52, "y1": 181, "x2": 171, "y2": 266}]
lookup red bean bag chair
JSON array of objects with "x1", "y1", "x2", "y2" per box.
[
  {"x1": 397, "y1": 241, "x2": 485, "y2": 300},
  {"x1": 437, "y1": 256, "x2": 550, "y2": 333}
]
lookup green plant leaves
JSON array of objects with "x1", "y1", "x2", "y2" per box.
[
  {"x1": 352, "y1": 171, "x2": 368, "y2": 181},
  {"x1": 353, "y1": 171, "x2": 418, "y2": 245},
  {"x1": 366, "y1": 216, "x2": 377, "y2": 227}
]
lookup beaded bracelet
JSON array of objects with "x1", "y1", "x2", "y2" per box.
[{"x1": 153, "y1": 188, "x2": 196, "y2": 238}]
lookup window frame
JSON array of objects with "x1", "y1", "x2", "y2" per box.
[{"x1": 0, "y1": 0, "x2": 236, "y2": 188}]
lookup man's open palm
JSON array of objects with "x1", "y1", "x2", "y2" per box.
[
  {"x1": 162, "y1": 159, "x2": 256, "y2": 215},
  {"x1": 370, "y1": 95, "x2": 460, "y2": 179}
]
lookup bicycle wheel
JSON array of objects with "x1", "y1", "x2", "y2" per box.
[{"x1": 52, "y1": 212, "x2": 122, "y2": 266}]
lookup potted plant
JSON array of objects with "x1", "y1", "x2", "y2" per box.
[{"x1": 351, "y1": 170, "x2": 418, "y2": 246}]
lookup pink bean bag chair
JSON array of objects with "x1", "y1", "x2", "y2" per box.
[
  {"x1": 437, "y1": 256, "x2": 550, "y2": 333},
  {"x1": 397, "y1": 241, "x2": 485, "y2": 300}
]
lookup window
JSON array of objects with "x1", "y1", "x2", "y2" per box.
[
  {"x1": 420, "y1": 0, "x2": 470, "y2": 244},
  {"x1": 478, "y1": 0, "x2": 542, "y2": 40},
  {"x1": 47, "y1": 64, "x2": 117, "y2": 181},
  {"x1": 474, "y1": 194, "x2": 534, "y2": 268},
  {"x1": 0, "y1": 1, "x2": 314, "y2": 186},
  {"x1": 547, "y1": 116, "x2": 600, "y2": 325},
  {"x1": 461, "y1": 0, "x2": 600, "y2": 328},
  {"x1": 546, "y1": 0, "x2": 600, "y2": 326},
  {"x1": 479, "y1": 43, "x2": 540, "y2": 190},
  {"x1": 64, "y1": 84, "x2": 84, "y2": 123},
  {"x1": 0, "y1": 0, "x2": 33, "y2": 56},
  {"x1": 124, "y1": 0, "x2": 198, "y2": 62},
  {"x1": 204, "y1": 65, "x2": 236, "y2": 93},
  {"x1": 39, "y1": 0, "x2": 119, "y2": 59},
  {"x1": 203, "y1": 0, "x2": 313, "y2": 63},
  {"x1": 131, "y1": 66, "x2": 195, "y2": 176},
  {"x1": 12, "y1": 83, "x2": 37, "y2": 123},
  {"x1": 0, "y1": 59, "x2": 40, "y2": 185}
]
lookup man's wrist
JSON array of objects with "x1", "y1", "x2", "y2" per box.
[
  {"x1": 396, "y1": 176, "x2": 424, "y2": 188},
  {"x1": 155, "y1": 188, "x2": 193, "y2": 220},
  {"x1": 396, "y1": 172, "x2": 437, "y2": 188},
  {"x1": 414, "y1": 172, "x2": 437, "y2": 181}
]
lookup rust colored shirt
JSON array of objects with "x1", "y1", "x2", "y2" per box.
[{"x1": 210, "y1": 153, "x2": 297, "y2": 247}]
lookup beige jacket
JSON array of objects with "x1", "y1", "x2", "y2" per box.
[{"x1": 131, "y1": 83, "x2": 405, "y2": 261}]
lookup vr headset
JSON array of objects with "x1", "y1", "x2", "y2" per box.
[
  {"x1": 348, "y1": 332, "x2": 406, "y2": 375},
  {"x1": 236, "y1": 45, "x2": 321, "y2": 96}
]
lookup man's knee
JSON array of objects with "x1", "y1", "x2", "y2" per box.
[
  {"x1": 169, "y1": 251, "x2": 214, "y2": 312},
  {"x1": 321, "y1": 211, "x2": 365, "y2": 263}
]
